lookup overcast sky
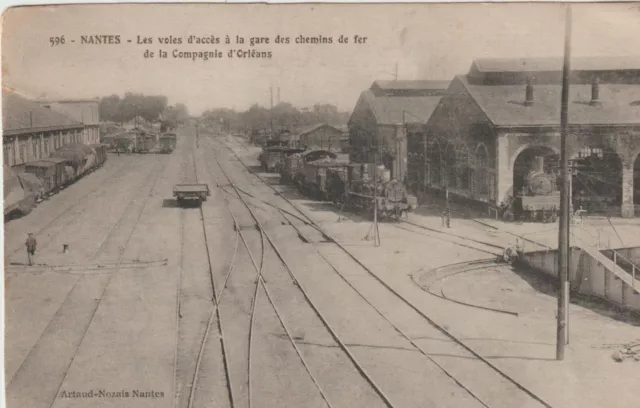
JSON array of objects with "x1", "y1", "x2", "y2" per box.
[{"x1": 3, "y1": 3, "x2": 640, "y2": 115}]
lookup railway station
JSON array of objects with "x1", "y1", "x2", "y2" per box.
[
  {"x1": 4, "y1": 5, "x2": 640, "y2": 408},
  {"x1": 407, "y1": 57, "x2": 640, "y2": 218}
]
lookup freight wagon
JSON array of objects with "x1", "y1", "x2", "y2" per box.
[{"x1": 158, "y1": 133, "x2": 177, "y2": 153}]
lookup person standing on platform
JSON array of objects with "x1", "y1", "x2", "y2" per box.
[{"x1": 25, "y1": 233, "x2": 37, "y2": 266}]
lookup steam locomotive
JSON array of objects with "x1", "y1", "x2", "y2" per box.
[
  {"x1": 513, "y1": 170, "x2": 560, "y2": 223},
  {"x1": 325, "y1": 165, "x2": 417, "y2": 220}
]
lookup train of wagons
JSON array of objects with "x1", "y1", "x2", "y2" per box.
[
  {"x1": 103, "y1": 130, "x2": 177, "y2": 154},
  {"x1": 261, "y1": 145, "x2": 418, "y2": 221},
  {"x1": 3, "y1": 143, "x2": 109, "y2": 218}
]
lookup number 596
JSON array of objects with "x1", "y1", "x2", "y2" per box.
[{"x1": 50, "y1": 36, "x2": 65, "y2": 47}]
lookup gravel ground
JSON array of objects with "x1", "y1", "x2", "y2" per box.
[
  {"x1": 221, "y1": 133, "x2": 640, "y2": 408},
  {"x1": 5, "y1": 128, "x2": 639, "y2": 408}
]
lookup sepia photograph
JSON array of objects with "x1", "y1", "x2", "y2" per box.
[{"x1": 2, "y1": 2, "x2": 640, "y2": 408}]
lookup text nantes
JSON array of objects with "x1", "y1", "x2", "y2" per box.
[{"x1": 80, "y1": 35, "x2": 121, "y2": 44}]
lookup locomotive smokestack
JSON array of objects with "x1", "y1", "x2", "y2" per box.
[
  {"x1": 590, "y1": 77, "x2": 601, "y2": 106},
  {"x1": 524, "y1": 77, "x2": 534, "y2": 106}
]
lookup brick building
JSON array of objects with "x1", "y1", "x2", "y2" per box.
[
  {"x1": 3, "y1": 92, "x2": 84, "y2": 171},
  {"x1": 349, "y1": 80, "x2": 449, "y2": 182},
  {"x1": 410, "y1": 57, "x2": 640, "y2": 217},
  {"x1": 37, "y1": 99, "x2": 100, "y2": 144}
]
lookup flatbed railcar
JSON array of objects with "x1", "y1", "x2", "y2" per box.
[{"x1": 173, "y1": 184, "x2": 210, "y2": 207}]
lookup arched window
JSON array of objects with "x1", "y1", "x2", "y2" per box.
[
  {"x1": 474, "y1": 144, "x2": 490, "y2": 196},
  {"x1": 445, "y1": 142, "x2": 457, "y2": 189},
  {"x1": 427, "y1": 138, "x2": 442, "y2": 186}
]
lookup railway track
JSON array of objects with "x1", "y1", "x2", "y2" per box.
[
  {"x1": 6, "y1": 154, "x2": 167, "y2": 408},
  {"x1": 173, "y1": 139, "x2": 235, "y2": 408},
  {"x1": 210, "y1": 150, "x2": 394, "y2": 408},
  {"x1": 5, "y1": 157, "x2": 142, "y2": 258},
  {"x1": 212, "y1": 134, "x2": 556, "y2": 408}
]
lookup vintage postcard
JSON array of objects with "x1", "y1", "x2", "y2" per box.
[{"x1": 2, "y1": 3, "x2": 640, "y2": 408}]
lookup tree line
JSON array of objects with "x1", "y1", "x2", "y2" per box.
[
  {"x1": 201, "y1": 102, "x2": 350, "y2": 134},
  {"x1": 98, "y1": 92, "x2": 189, "y2": 129}
]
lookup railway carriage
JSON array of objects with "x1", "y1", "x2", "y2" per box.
[
  {"x1": 24, "y1": 161, "x2": 59, "y2": 196},
  {"x1": 3, "y1": 165, "x2": 36, "y2": 217},
  {"x1": 88, "y1": 144, "x2": 109, "y2": 166},
  {"x1": 158, "y1": 133, "x2": 177, "y2": 153},
  {"x1": 41, "y1": 157, "x2": 69, "y2": 186}
]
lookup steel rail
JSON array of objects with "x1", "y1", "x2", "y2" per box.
[
  {"x1": 276, "y1": 207, "x2": 492, "y2": 408},
  {"x1": 185, "y1": 149, "x2": 236, "y2": 408},
  {"x1": 423, "y1": 264, "x2": 520, "y2": 316},
  {"x1": 220, "y1": 138, "x2": 556, "y2": 408},
  {"x1": 46, "y1": 155, "x2": 166, "y2": 408},
  {"x1": 7, "y1": 157, "x2": 165, "y2": 390},
  {"x1": 7, "y1": 157, "x2": 141, "y2": 257},
  {"x1": 210, "y1": 155, "x2": 336, "y2": 408},
  {"x1": 200, "y1": 151, "x2": 266, "y2": 408}
]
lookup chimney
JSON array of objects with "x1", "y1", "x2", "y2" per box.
[
  {"x1": 524, "y1": 77, "x2": 534, "y2": 106},
  {"x1": 590, "y1": 77, "x2": 601, "y2": 106}
]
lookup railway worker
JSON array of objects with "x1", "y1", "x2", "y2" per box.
[{"x1": 25, "y1": 233, "x2": 37, "y2": 266}]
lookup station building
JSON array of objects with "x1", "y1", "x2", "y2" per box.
[
  {"x1": 37, "y1": 99, "x2": 100, "y2": 145},
  {"x1": 407, "y1": 57, "x2": 640, "y2": 217},
  {"x1": 3, "y1": 92, "x2": 84, "y2": 171},
  {"x1": 348, "y1": 80, "x2": 449, "y2": 183},
  {"x1": 293, "y1": 124, "x2": 344, "y2": 151}
]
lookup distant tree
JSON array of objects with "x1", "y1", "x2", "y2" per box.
[{"x1": 98, "y1": 93, "x2": 169, "y2": 123}]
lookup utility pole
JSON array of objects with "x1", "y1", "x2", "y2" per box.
[
  {"x1": 270, "y1": 85, "x2": 274, "y2": 140},
  {"x1": 373, "y1": 146, "x2": 380, "y2": 247},
  {"x1": 557, "y1": 5, "x2": 572, "y2": 361}
]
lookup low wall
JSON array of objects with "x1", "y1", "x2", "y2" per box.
[{"x1": 519, "y1": 247, "x2": 640, "y2": 313}]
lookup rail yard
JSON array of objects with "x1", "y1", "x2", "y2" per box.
[{"x1": 3, "y1": 125, "x2": 638, "y2": 408}]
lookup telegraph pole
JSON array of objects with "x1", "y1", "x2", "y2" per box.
[
  {"x1": 557, "y1": 5, "x2": 572, "y2": 361},
  {"x1": 270, "y1": 85, "x2": 274, "y2": 140}
]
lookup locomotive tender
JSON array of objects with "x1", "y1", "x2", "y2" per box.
[{"x1": 278, "y1": 148, "x2": 417, "y2": 221}]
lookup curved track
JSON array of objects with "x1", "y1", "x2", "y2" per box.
[
  {"x1": 215, "y1": 134, "x2": 556, "y2": 408},
  {"x1": 208, "y1": 152, "x2": 387, "y2": 408}
]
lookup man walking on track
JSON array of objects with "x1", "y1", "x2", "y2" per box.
[{"x1": 25, "y1": 233, "x2": 37, "y2": 266}]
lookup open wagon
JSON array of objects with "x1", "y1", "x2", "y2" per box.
[{"x1": 173, "y1": 184, "x2": 210, "y2": 207}]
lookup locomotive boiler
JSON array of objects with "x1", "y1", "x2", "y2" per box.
[
  {"x1": 514, "y1": 170, "x2": 560, "y2": 223},
  {"x1": 326, "y1": 165, "x2": 418, "y2": 221}
]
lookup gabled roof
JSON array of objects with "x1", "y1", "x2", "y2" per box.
[
  {"x1": 3, "y1": 92, "x2": 83, "y2": 136},
  {"x1": 372, "y1": 80, "x2": 451, "y2": 92},
  {"x1": 472, "y1": 56, "x2": 640, "y2": 73},
  {"x1": 456, "y1": 75, "x2": 640, "y2": 127},
  {"x1": 297, "y1": 123, "x2": 342, "y2": 136},
  {"x1": 358, "y1": 89, "x2": 443, "y2": 125},
  {"x1": 468, "y1": 56, "x2": 640, "y2": 85}
]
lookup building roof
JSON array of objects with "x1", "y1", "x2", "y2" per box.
[
  {"x1": 37, "y1": 98, "x2": 99, "y2": 104},
  {"x1": 468, "y1": 56, "x2": 640, "y2": 85},
  {"x1": 3, "y1": 92, "x2": 83, "y2": 136},
  {"x1": 297, "y1": 123, "x2": 342, "y2": 136},
  {"x1": 472, "y1": 56, "x2": 640, "y2": 73},
  {"x1": 372, "y1": 80, "x2": 451, "y2": 91},
  {"x1": 359, "y1": 89, "x2": 444, "y2": 125},
  {"x1": 456, "y1": 75, "x2": 640, "y2": 127}
]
